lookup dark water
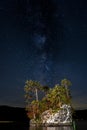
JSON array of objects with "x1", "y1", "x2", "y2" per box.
[
  {"x1": 0, "y1": 121, "x2": 87, "y2": 130},
  {"x1": 30, "y1": 126, "x2": 73, "y2": 130}
]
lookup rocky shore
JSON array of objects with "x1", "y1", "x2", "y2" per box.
[{"x1": 30, "y1": 104, "x2": 72, "y2": 127}]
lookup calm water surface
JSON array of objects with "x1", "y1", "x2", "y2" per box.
[
  {"x1": 0, "y1": 121, "x2": 87, "y2": 130},
  {"x1": 30, "y1": 126, "x2": 73, "y2": 130}
]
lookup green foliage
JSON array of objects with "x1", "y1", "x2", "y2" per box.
[
  {"x1": 61, "y1": 78, "x2": 72, "y2": 87},
  {"x1": 24, "y1": 78, "x2": 72, "y2": 120},
  {"x1": 24, "y1": 80, "x2": 42, "y2": 103}
]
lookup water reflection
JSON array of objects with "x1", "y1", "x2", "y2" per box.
[
  {"x1": 30, "y1": 126, "x2": 73, "y2": 130},
  {"x1": 0, "y1": 123, "x2": 73, "y2": 130},
  {"x1": 46, "y1": 126, "x2": 73, "y2": 130}
]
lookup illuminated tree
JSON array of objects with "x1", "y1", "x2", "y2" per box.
[
  {"x1": 24, "y1": 80, "x2": 42, "y2": 119},
  {"x1": 24, "y1": 80, "x2": 42, "y2": 102},
  {"x1": 61, "y1": 78, "x2": 72, "y2": 98},
  {"x1": 24, "y1": 78, "x2": 72, "y2": 121}
]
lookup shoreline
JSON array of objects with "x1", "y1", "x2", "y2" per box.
[
  {"x1": 30, "y1": 122, "x2": 73, "y2": 127},
  {"x1": 0, "y1": 121, "x2": 14, "y2": 123}
]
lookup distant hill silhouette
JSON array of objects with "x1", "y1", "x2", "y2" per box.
[
  {"x1": 0, "y1": 105, "x2": 29, "y2": 125},
  {"x1": 0, "y1": 105, "x2": 87, "y2": 122},
  {"x1": 73, "y1": 109, "x2": 87, "y2": 120}
]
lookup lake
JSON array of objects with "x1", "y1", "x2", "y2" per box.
[{"x1": 0, "y1": 120, "x2": 87, "y2": 130}]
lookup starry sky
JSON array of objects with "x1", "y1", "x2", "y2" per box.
[{"x1": 0, "y1": 0, "x2": 87, "y2": 109}]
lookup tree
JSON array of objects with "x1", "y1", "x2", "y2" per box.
[
  {"x1": 24, "y1": 78, "x2": 73, "y2": 121},
  {"x1": 24, "y1": 80, "x2": 42, "y2": 119},
  {"x1": 61, "y1": 78, "x2": 72, "y2": 98},
  {"x1": 41, "y1": 85, "x2": 50, "y2": 95},
  {"x1": 45, "y1": 84, "x2": 67, "y2": 109},
  {"x1": 24, "y1": 80, "x2": 42, "y2": 102}
]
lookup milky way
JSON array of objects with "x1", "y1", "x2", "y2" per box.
[
  {"x1": 1, "y1": 0, "x2": 64, "y2": 86},
  {"x1": 21, "y1": 0, "x2": 65, "y2": 85}
]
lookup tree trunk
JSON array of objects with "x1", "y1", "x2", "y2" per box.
[
  {"x1": 35, "y1": 88, "x2": 38, "y2": 101},
  {"x1": 65, "y1": 85, "x2": 69, "y2": 98}
]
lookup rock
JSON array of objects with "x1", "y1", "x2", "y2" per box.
[{"x1": 41, "y1": 104, "x2": 72, "y2": 125}]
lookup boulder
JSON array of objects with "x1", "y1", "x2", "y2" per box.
[{"x1": 41, "y1": 104, "x2": 72, "y2": 125}]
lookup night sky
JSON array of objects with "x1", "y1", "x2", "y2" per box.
[{"x1": 0, "y1": 0, "x2": 87, "y2": 109}]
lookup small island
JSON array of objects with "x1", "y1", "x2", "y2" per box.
[{"x1": 24, "y1": 78, "x2": 73, "y2": 126}]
